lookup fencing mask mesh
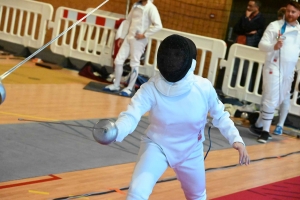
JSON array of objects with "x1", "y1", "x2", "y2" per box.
[{"x1": 157, "y1": 34, "x2": 197, "y2": 82}]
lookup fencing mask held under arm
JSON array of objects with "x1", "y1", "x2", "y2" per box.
[{"x1": 157, "y1": 34, "x2": 197, "y2": 82}]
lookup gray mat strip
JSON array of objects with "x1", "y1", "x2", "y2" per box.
[
  {"x1": 83, "y1": 81, "x2": 136, "y2": 97},
  {"x1": 0, "y1": 116, "x2": 284, "y2": 182}
]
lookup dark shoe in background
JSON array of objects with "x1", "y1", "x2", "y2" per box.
[
  {"x1": 257, "y1": 131, "x2": 269, "y2": 143},
  {"x1": 249, "y1": 125, "x2": 272, "y2": 139}
]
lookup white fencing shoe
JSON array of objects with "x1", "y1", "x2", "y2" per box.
[
  {"x1": 103, "y1": 84, "x2": 120, "y2": 92},
  {"x1": 119, "y1": 87, "x2": 134, "y2": 97}
]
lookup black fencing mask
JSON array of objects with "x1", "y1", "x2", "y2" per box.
[{"x1": 157, "y1": 34, "x2": 197, "y2": 82}]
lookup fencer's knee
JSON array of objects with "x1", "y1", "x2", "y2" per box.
[
  {"x1": 180, "y1": 178, "x2": 206, "y2": 200},
  {"x1": 129, "y1": 59, "x2": 141, "y2": 67},
  {"x1": 127, "y1": 185, "x2": 152, "y2": 200},
  {"x1": 126, "y1": 174, "x2": 155, "y2": 200},
  {"x1": 114, "y1": 63, "x2": 123, "y2": 70},
  {"x1": 126, "y1": 191, "x2": 148, "y2": 200},
  {"x1": 262, "y1": 101, "x2": 276, "y2": 113},
  {"x1": 282, "y1": 97, "x2": 291, "y2": 107},
  {"x1": 183, "y1": 189, "x2": 206, "y2": 200},
  {"x1": 114, "y1": 58, "x2": 125, "y2": 66}
]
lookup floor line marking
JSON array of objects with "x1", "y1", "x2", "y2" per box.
[
  {"x1": 0, "y1": 111, "x2": 58, "y2": 121},
  {"x1": 0, "y1": 175, "x2": 61, "y2": 189},
  {"x1": 28, "y1": 190, "x2": 50, "y2": 195},
  {"x1": 108, "y1": 188, "x2": 127, "y2": 195}
]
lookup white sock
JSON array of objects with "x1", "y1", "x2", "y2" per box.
[
  {"x1": 277, "y1": 98, "x2": 290, "y2": 127},
  {"x1": 262, "y1": 120, "x2": 272, "y2": 133},
  {"x1": 261, "y1": 110, "x2": 274, "y2": 132},
  {"x1": 114, "y1": 64, "x2": 123, "y2": 88},
  {"x1": 127, "y1": 66, "x2": 139, "y2": 90}
]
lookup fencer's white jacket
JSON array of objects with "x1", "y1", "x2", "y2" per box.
[
  {"x1": 115, "y1": 60, "x2": 245, "y2": 167},
  {"x1": 120, "y1": 0, "x2": 162, "y2": 40},
  {"x1": 259, "y1": 19, "x2": 300, "y2": 65}
]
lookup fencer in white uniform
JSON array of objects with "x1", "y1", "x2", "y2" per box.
[
  {"x1": 109, "y1": 35, "x2": 250, "y2": 200},
  {"x1": 251, "y1": 2, "x2": 300, "y2": 143},
  {"x1": 104, "y1": 0, "x2": 162, "y2": 96}
]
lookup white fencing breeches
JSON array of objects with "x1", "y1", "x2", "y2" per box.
[
  {"x1": 114, "y1": 36, "x2": 148, "y2": 67},
  {"x1": 127, "y1": 137, "x2": 206, "y2": 200},
  {"x1": 113, "y1": 37, "x2": 147, "y2": 88}
]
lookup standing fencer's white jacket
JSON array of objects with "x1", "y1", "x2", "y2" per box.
[
  {"x1": 115, "y1": 60, "x2": 244, "y2": 167},
  {"x1": 259, "y1": 19, "x2": 300, "y2": 65},
  {"x1": 120, "y1": 0, "x2": 162, "y2": 39}
]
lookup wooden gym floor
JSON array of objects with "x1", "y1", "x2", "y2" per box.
[{"x1": 0, "y1": 58, "x2": 299, "y2": 200}]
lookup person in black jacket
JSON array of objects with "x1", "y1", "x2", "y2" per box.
[
  {"x1": 231, "y1": 0, "x2": 265, "y2": 90},
  {"x1": 233, "y1": 0, "x2": 265, "y2": 47}
]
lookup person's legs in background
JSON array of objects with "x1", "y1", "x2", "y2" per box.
[
  {"x1": 120, "y1": 38, "x2": 147, "y2": 96},
  {"x1": 250, "y1": 63, "x2": 279, "y2": 143},
  {"x1": 104, "y1": 37, "x2": 130, "y2": 92}
]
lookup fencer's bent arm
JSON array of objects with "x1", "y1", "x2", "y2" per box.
[
  {"x1": 207, "y1": 82, "x2": 245, "y2": 146},
  {"x1": 259, "y1": 23, "x2": 278, "y2": 52},
  {"x1": 115, "y1": 84, "x2": 154, "y2": 142},
  {"x1": 143, "y1": 7, "x2": 162, "y2": 38}
]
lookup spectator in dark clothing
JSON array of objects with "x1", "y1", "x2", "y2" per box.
[
  {"x1": 231, "y1": 0, "x2": 265, "y2": 91},
  {"x1": 234, "y1": 0, "x2": 265, "y2": 47}
]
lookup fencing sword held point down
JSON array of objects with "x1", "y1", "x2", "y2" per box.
[{"x1": 0, "y1": 0, "x2": 109, "y2": 105}]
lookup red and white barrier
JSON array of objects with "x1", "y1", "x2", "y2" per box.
[
  {"x1": 48, "y1": 7, "x2": 123, "y2": 67},
  {"x1": 48, "y1": 7, "x2": 227, "y2": 83},
  {"x1": 62, "y1": 9, "x2": 118, "y2": 29},
  {"x1": 0, "y1": 0, "x2": 53, "y2": 48},
  {"x1": 85, "y1": 9, "x2": 125, "y2": 19}
]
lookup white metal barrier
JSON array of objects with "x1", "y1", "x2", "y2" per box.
[
  {"x1": 48, "y1": 7, "x2": 122, "y2": 67},
  {"x1": 48, "y1": 6, "x2": 226, "y2": 82},
  {"x1": 140, "y1": 28, "x2": 227, "y2": 83},
  {"x1": 0, "y1": 0, "x2": 53, "y2": 48},
  {"x1": 86, "y1": 9, "x2": 125, "y2": 19},
  {"x1": 220, "y1": 43, "x2": 300, "y2": 116}
]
